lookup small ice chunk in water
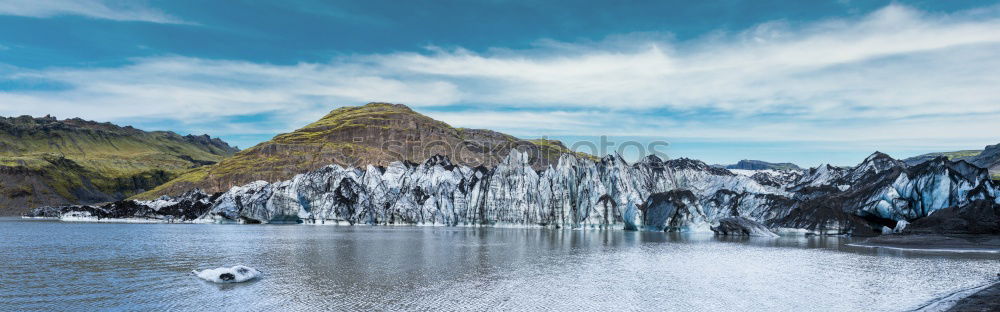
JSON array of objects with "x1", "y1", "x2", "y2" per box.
[
  {"x1": 893, "y1": 220, "x2": 909, "y2": 233},
  {"x1": 192, "y1": 265, "x2": 260, "y2": 283}
]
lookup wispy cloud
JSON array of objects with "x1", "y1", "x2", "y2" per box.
[
  {"x1": 0, "y1": 0, "x2": 188, "y2": 24},
  {"x1": 1, "y1": 4, "x2": 998, "y2": 154},
  {"x1": 373, "y1": 5, "x2": 1000, "y2": 118}
]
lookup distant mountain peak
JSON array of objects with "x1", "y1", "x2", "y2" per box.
[{"x1": 724, "y1": 159, "x2": 801, "y2": 171}]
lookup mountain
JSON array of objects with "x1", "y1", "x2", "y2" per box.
[
  {"x1": 33, "y1": 150, "x2": 999, "y2": 235},
  {"x1": 902, "y1": 150, "x2": 981, "y2": 166},
  {"x1": 965, "y1": 144, "x2": 1000, "y2": 179},
  {"x1": 722, "y1": 160, "x2": 801, "y2": 171},
  {"x1": 904, "y1": 144, "x2": 1000, "y2": 180},
  {"x1": 139, "y1": 102, "x2": 596, "y2": 198},
  {"x1": 0, "y1": 115, "x2": 237, "y2": 215}
]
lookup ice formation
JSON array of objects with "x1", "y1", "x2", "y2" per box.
[
  {"x1": 192, "y1": 265, "x2": 261, "y2": 283},
  {"x1": 29, "y1": 150, "x2": 999, "y2": 235}
]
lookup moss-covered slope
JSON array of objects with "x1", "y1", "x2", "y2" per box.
[
  {"x1": 0, "y1": 115, "x2": 237, "y2": 215},
  {"x1": 904, "y1": 144, "x2": 1000, "y2": 179},
  {"x1": 141, "y1": 102, "x2": 596, "y2": 198}
]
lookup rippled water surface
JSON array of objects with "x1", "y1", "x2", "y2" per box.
[{"x1": 1, "y1": 218, "x2": 997, "y2": 311}]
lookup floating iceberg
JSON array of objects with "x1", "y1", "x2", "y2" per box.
[{"x1": 192, "y1": 265, "x2": 261, "y2": 283}]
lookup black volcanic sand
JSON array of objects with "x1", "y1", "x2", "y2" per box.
[
  {"x1": 948, "y1": 283, "x2": 1000, "y2": 312},
  {"x1": 852, "y1": 234, "x2": 1000, "y2": 252}
]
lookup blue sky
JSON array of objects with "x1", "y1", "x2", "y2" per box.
[{"x1": 1, "y1": 0, "x2": 999, "y2": 166}]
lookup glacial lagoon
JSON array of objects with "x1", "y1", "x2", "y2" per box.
[{"x1": 1, "y1": 218, "x2": 997, "y2": 311}]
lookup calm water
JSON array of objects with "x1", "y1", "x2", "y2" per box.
[{"x1": 1, "y1": 218, "x2": 997, "y2": 311}]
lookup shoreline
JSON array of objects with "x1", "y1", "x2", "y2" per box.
[
  {"x1": 847, "y1": 244, "x2": 1000, "y2": 254},
  {"x1": 911, "y1": 281, "x2": 1000, "y2": 312},
  {"x1": 8, "y1": 216, "x2": 861, "y2": 235},
  {"x1": 848, "y1": 234, "x2": 1000, "y2": 254},
  {"x1": 944, "y1": 282, "x2": 1000, "y2": 311}
]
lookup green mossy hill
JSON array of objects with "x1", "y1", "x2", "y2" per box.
[
  {"x1": 937, "y1": 150, "x2": 983, "y2": 159},
  {"x1": 0, "y1": 115, "x2": 238, "y2": 215},
  {"x1": 140, "y1": 102, "x2": 596, "y2": 198},
  {"x1": 904, "y1": 144, "x2": 1000, "y2": 179},
  {"x1": 922, "y1": 150, "x2": 979, "y2": 159},
  {"x1": 903, "y1": 150, "x2": 981, "y2": 166}
]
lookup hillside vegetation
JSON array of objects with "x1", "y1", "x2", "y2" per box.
[
  {"x1": 0, "y1": 115, "x2": 237, "y2": 215},
  {"x1": 139, "y1": 102, "x2": 596, "y2": 198}
]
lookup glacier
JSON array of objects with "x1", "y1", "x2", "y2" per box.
[{"x1": 28, "y1": 150, "x2": 1000, "y2": 235}]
